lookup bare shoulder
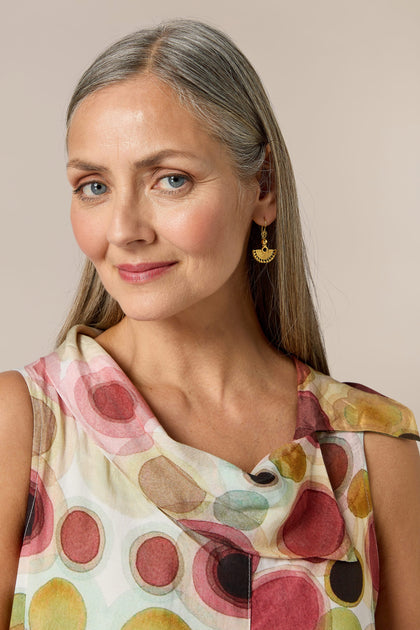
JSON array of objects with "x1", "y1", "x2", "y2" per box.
[
  {"x1": 364, "y1": 431, "x2": 420, "y2": 504},
  {"x1": 0, "y1": 369, "x2": 33, "y2": 511},
  {"x1": 0, "y1": 369, "x2": 33, "y2": 415},
  {"x1": 364, "y1": 431, "x2": 420, "y2": 530},
  {"x1": 0, "y1": 371, "x2": 33, "y2": 628},
  {"x1": 364, "y1": 432, "x2": 420, "y2": 629},
  {"x1": 0, "y1": 370, "x2": 34, "y2": 457}
]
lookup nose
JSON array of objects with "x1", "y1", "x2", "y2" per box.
[{"x1": 106, "y1": 192, "x2": 156, "y2": 247}]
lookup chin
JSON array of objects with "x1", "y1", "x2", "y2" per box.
[
  {"x1": 114, "y1": 294, "x2": 196, "y2": 323},
  {"x1": 104, "y1": 276, "x2": 230, "y2": 324}
]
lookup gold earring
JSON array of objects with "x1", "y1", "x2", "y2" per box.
[{"x1": 252, "y1": 221, "x2": 277, "y2": 263}]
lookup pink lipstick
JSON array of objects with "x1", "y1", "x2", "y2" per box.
[{"x1": 117, "y1": 261, "x2": 176, "y2": 284}]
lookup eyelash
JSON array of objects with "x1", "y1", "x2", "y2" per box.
[
  {"x1": 72, "y1": 182, "x2": 107, "y2": 202},
  {"x1": 159, "y1": 174, "x2": 192, "y2": 194},
  {"x1": 72, "y1": 173, "x2": 192, "y2": 202}
]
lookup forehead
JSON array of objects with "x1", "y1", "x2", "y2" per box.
[
  {"x1": 71, "y1": 75, "x2": 183, "y2": 122},
  {"x1": 67, "y1": 75, "x2": 223, "y2": 160}
]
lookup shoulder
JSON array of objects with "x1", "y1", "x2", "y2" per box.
[
  {"x1": 0, "y1": 371, "x2": 33, "y2": 446},
  {"x1": 297, "y1": 360, "x2": 419, "y2": 439},
  {"x1": 364, "y1": 429, "x2": 420, "y2": 503},
  {"x1": 339, "y1": 379, "x2": 418, "y2": 438},
  {"x1": 364, "y1": 431, "x2": 420, "y2": 626},
  {"x1": 0, "y1": 371, "x2": 33, "y2": 621},
  {"x1": 312, "y1": 369, "x2": 420, "y2": 624},
  {"x1": 364, "y1": 432, "x2": 420, "y2": 546},
  {"x1": 0, "y1": 369, "x2": 33, "y2": 483}
]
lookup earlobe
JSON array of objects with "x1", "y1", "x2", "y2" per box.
[{"x1": 253, "y1": 191, "x2": 277, "y2": 227}]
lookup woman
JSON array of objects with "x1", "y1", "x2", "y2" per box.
[{"x1": 1, "y1": 19, "x2": 419, "y2": 630}]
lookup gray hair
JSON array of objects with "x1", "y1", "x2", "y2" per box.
[
  {"x1": 60, "y1": 18, "x2": 328, "y2": 374},
  {"x1": 67, "y1": 19, "x2": 270, "y2": 180}
]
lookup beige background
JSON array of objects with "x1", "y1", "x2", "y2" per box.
[{"x1": 1, "y1": 0, "x2": 419, "y2": 421}]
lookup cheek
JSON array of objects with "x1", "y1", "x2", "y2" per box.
[
  {"x1": 165, "y1": 196, "x2": 241, "y2": 256},
  {"x1": 70, "y1": 208, "x2": 106, "y2": 261}
]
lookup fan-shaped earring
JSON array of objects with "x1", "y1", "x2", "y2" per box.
[{"x1": 252, "y1": 221, "x2": 277, "y2": 263}]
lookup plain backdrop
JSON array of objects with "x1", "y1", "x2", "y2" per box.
[{"x1": 1, "y1": 0, "x2": 419, "y2": 421}]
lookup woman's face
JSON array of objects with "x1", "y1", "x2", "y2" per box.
[{"x1": 67, "y1": 75, "x2": 269, "y2": 322}]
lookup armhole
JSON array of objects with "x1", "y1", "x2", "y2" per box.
[
  {"x1": 360, "y1": 431, "x2": 377, "y2": 520},
  {"x1": 360, "y1": 430, "x2": 381, "y2": 610},
  {"x1": 15, "y1": 369, "x2": 43, "y2": 543}
]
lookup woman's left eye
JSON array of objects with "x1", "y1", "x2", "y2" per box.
[{"x1": 157, "y1": 174, "x2": 190, "y2": 192}]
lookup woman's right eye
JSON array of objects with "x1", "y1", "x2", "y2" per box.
[{"x1": 74, "y1": 182, "x2": 108, "y2": 198}]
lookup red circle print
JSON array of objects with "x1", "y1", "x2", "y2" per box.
[
  {"x1": 91, "y1": 383, "x2": 134, "y2": 422},
  {"x1": 320, "y1": 442, "x2": 349, "y2": 490},
  {"x1": 252, "y1": 571, "x2": 322, "y2": 630},
  {"x1": 60, "y1": 509, "x2": 101, "y2": 564},
  {"x1": 136, "y1": 536, "x2": 179, "y2": 587},
  {"x1": 91, "y1": 382, "x2": 135, "y2": 421},
  {"x1": 281, "y1": 488, "x2": 345, "y2": 557}
]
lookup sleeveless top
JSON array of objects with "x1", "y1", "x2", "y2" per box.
[{"x1": 10, "y1": 325, "x2": 419, "y2": 630}]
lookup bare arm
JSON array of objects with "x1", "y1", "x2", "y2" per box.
[
  {"x1": 364, "y1": 431, "x2": 420, "y2": 629},
  {"x1": 0, "y1": 371, "x2": 33, "y2": 629}
]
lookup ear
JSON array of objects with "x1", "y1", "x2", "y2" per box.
[{"x1": 251, "y1": 144, "x2": 277, "y2": 227}]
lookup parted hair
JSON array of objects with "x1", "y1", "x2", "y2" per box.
[{"x1": 58, "y1": 18, "x2": 329, "y2": 374}]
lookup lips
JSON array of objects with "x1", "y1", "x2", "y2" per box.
[
  {"x1": 117, "y1": 261, "x2": 176, "y2": 273},
  {"x1": 116, "y1": 261, "x2": 177, "y2": 284}
]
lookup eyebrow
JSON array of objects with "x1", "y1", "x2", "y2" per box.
[{"x1": 66, "y1": 149, "x2": 203, "y2": 172}]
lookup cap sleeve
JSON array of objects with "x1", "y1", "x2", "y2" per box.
[{"x1": 339, "y1": 381, "x2": 420, "y2": 441}]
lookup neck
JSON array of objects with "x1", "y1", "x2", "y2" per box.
[{"x1": 97, "y1": 284, "x2": 281, "y2": 401}]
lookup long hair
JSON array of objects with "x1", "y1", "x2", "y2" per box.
[{"x1": 57, "y1": 18, "x2": 329, "y2": 374}]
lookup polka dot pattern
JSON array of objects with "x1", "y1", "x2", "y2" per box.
[
  {"x1": 21, "y1": 470, "x2": 54, "y2": 557},
  {"x1": 29, "y1": 578, "x2": 87, "y2": 630},
  {"x1": 270, "y1": 442, "x2": 307, "y2": 482},
  {"x1": 130, "y1": 533, "x2": 183, "y2": 595},
  {"x1": 32, "y1": 399, "x2": 57, "y2": 454},
  {"x1": 121, "y1": 608, "x2": 191, "y2": 630},
  {"x1": 213, "y1": 490, "x2": 269, "y2": 530},
  {"x1": 325, "y1": 555, "x2": 364, "y2": 606},
  {"x1": 319, "y1": 607, "x2": 362, "y2": 629},
  {"x1": 136, "y1": 537, "x2": 178, "y2": 585},
  {"x1": 252, "y1": 569, "x2": 325, "y2": 630},
  {"x1": 279, "y1": 488, "x2": 347, "y2": 558},
  {"x1": 14, "y1": 325, "x2": 420, "y2": 628},
  {"x1": 294, "y1": 390, "x2": 334, "y2": 438},
  {"x1": 10, "y1": 593, "x2": 25, "y2": 629},
  {"x1": 72, "y1": 365, "x2": 154, "y2": 451},
  {"x1": 319, "y1": 441, "x2": 349, "y2": 491},
  {"x1": 91, "y1": 382, "x2": 135, "y2": 421},
  {"x1": 138, "y1": 456, "x2": 206, "y2": 513},
  {"x1": 57, "y1": 507, "x2": 104, "y2": 571},
  {"x1": 192, "y1": 540, "x2": 251, "y2": 618},
  {"x1": 348, "y1": 470, "x2": 372, "y2": 518}
]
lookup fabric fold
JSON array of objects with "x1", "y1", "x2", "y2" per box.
[{"x1": 14, "y1": 324, "x2": 418, "y2": 629}]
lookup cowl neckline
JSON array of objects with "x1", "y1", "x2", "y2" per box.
[{"x1": 25, "y1": 324, "x2": 418, "y2": 564}]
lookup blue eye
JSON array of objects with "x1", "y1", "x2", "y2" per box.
[
  {"x1": 81, "y1": 182, "x2": 108, "y2": 197},
  {"x1": 160, "y1": 175, "x2": 188, "y2": 190},
  {"x1": 168, "y1": 175, "x2": 186, "y2": 188}
]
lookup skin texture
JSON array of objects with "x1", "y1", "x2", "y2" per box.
[
  {"x1": 67, "y1": 75, "x2": 298, "y2": 473},
  {"x1": 67, "y1": 76, "x2": 265, "y2": 324},
  {"x1": 0, "y1": 74, "x2": 419, "y2": 628},
  {"x1": 364, "y1": 432, "x2": 420, "y2": 628},
  {"x1": 0, "y1": 372, "x2": 33, "y2": 629}
]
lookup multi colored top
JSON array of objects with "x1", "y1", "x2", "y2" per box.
[{"x1": 11, "y1": 325, "x2": 419, "y2": 630}]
